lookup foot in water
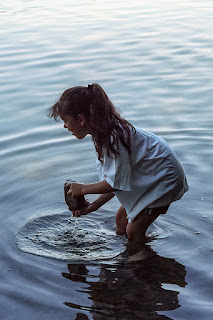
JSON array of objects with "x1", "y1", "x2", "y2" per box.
[{"x1": 128, "y1": 244, "x2": 155, "y2": 262}]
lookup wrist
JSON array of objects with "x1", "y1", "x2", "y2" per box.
[
  {"x1": 81, "y1": 184, "x2": 87, "y2": 196},
  {"x1": 91, "y1": 201, "x2": 98, "y2": 211}
]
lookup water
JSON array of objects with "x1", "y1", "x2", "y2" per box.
[
  {"x1": 16, "y1": 213, "x2": 126, "y2": 262},
  {"x1": 0, "y1": 0, "x2": 213, "y2": 319}
]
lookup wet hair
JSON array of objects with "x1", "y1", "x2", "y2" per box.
[{"x1": 48, "y1": 83, "x2": 135, "y2": 162}]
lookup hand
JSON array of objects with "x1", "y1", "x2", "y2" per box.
[
  {"x1": 72, "y1": 200, "x2": 94, "y2": 217},
  {"x1": 67, "y1": 182, "x2": 85, "y2": 198}
]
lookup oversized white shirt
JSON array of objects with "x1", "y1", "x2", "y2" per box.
[{"x1": 96, "y1": 126, "x2": 189, "y2": 222}]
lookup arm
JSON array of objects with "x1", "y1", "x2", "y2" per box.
[
  {"x1": 92, "y1": 192, "x2": 115, "y2": 210},
  {"x1": 67, "y1": 180, "x2": 114, "y2": 198},
  {"x1": 72, "y1": 192, "x2": 115, "y2": 217}
]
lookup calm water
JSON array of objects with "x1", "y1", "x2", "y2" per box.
[{"x1": 1, "y1": 0, "x2": 213, "y2": 319}]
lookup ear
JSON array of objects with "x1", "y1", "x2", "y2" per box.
[{"x1": 77, "y1": 114, "x2": 86, "y2": 126}]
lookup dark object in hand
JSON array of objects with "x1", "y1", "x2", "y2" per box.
[{"x1": 64, "y1": 179, "x2": 85, "y2": 211}]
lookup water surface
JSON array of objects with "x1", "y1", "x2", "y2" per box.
[{"x1": 0, "y1": 1, "x2": 213, "y2": 319}]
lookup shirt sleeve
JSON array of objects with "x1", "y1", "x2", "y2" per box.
[{"x1": 96, "y1": 145, "x2": 132, "y2": 191}]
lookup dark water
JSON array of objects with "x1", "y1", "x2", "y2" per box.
[{"x1": 1, "y1": 1, "x2": 213, "y2": 319}]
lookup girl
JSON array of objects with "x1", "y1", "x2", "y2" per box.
[{"x1": 48, "y1": 84, "x2": 188, "y2": 247}]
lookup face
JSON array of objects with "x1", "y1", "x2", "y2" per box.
[{"x1": 61, "y1": 114, "x2": 89, "y2": 139}]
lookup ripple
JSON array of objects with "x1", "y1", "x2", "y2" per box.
[
  {"x1": 0, "y1": 0, "x2": 212, "y2": 319},
  {"x1": 150, "y1": 220, "x2": 173, "y2": 240},
  {"x1": 16, "y1": 213, "x2": 126, "y2": 262}
]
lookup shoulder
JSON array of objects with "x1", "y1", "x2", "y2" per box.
[
  {"x1": 132, "y1": 126, "x2": 166, "y2": 143},
  {"x1": 130, "y1": 126, "x2": 171, "y2": 154},
  {"x1": 133, "y1": 125, "x2": 150, "y2": 136}
]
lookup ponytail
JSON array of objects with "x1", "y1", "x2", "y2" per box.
[{"x1": 48, "y1": 83, "x2": 135, "y2": 162}]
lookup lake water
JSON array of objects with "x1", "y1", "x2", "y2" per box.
[{"x1": 0, "y1": 0, "x2": 213, "y2": 319}]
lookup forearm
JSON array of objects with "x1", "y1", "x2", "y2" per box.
[
  {"x1": 82, "y1": 180, "x2": 114, "y2": 195},
  {"x1": 92, "y1": 193, "x2": 115, "y2": 211}
]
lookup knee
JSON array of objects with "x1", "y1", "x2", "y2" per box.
[
  {"x1": 126, "y1": 223, "x2": 134, "y2": 240},
  {"x1": 116, "y1": 206, "x2": 128, "y2": 235}
]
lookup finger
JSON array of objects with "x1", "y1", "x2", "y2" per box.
[
  {"x1": 67, "y1": 187, "x2": 73, "y2": 195},
  {"x1": 78, "y1": 209, "x2": 85, "y2": 215},
  {"x1": 72, "y1": 210, "x2": 79, "y2": 217},
  {"x1": 73, "y1": 210, "x2": 81, "y2": 218},
  {"x1": 65, "y1": 183, "x2": 72, "y2": 188}
]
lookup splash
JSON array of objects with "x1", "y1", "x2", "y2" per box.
[{"x1": 16, "y1": 213, "x2": 126, "y2": 262}]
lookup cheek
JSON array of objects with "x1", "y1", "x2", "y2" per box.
[{"x1": 68, "y1": 124, "x2": 75, "y2": 132}]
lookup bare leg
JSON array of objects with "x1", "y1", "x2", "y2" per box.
[
  {"x1": 116, "y1": 206, "x2": 160, "y2": 240},
  {"x1": 116, "y1": 205, "x2": 128, "y2": 235},
  {"x1": 126, "y1": 211, "x2": 161, "y2": 255}
]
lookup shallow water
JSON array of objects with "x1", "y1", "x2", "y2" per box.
[
  {"x1": 0, "y1": 0, "x2": 213, "y2": 319},
  {"x1": 16, "y1": 212, "x2": 126, "y2": 262}
]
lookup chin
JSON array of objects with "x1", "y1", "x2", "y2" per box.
[
  {"x1": 76, "y1": 135, "x2": 86, "y2": 140},
  {"x1": 79, "y1": 133, "x2": 89, "y2": 139}
]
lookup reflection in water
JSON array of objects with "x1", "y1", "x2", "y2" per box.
[{"x1": 62, "y1": 246, "x2": 187, "y2": 320}]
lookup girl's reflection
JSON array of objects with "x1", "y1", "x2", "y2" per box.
[{"x1": 62, "y1": 245, "x2": 187, "y2": 320}]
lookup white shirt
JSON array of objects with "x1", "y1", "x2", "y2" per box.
[{"x1": 96, "y1": 126, "x2": 189, "y2": 222}]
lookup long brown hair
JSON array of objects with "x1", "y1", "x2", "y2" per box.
[{"x1": 48, "y1": 84, "x2": 135, "y2": 162}]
